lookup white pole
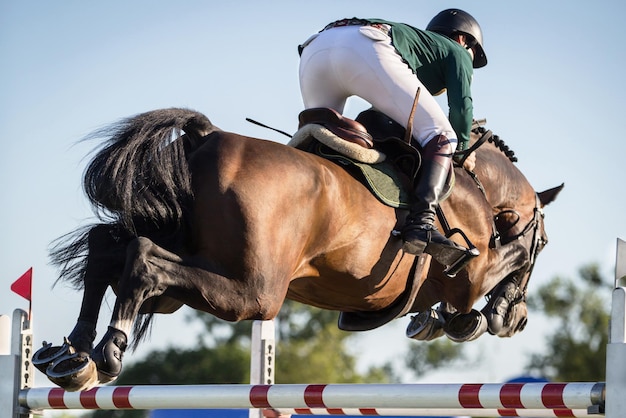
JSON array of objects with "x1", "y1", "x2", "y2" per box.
[
  {"x1": 615, "y1": 238, "x2": 626, "y2": 288},
  {"x1": 0, "y1": 314, "x2": 15, "y2": 418},
  {"x1": 249, "y1": 320, "x2": 275, "y2": 418},
  {"x1": 0, "y1": 315, "x2": 10, "y2": 355},
  {"x1": 0, "y1": 309, "x2": 32, "y2": 418},
  {"x1": 605, "y1": 238, "x2": 626, "y2": 417}
]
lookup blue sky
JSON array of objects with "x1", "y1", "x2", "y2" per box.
[{"x1": 2, "y1": 1, "x2": 625, "y2": 390}]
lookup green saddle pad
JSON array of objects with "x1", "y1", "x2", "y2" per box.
[{"x1": 316, "y1": 144, "x2": 411, "y2": 209}]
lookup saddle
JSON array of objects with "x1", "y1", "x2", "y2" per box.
[{"x1": 298, "y1": 108, "x2": 374, "y2": 149}]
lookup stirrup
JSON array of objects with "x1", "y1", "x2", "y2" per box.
[
  {"x1": 401, "y1": 223, "x2": 434, "y2": 255},
  {"x1": 425, "y1": 235, "x2": 479, "y2": 278},
  {"x1": 433, "y1": 227, "x2": 480, "y2": 277},
  {"x1": 402, "y1": 224, "x2": 459, "y2": 258},
  {"x1": 435, "y1": 246, "x2": 480, "y2": 278},
  {"x1": 402, "y1": 224, "x2": 480, "y2": 276}
]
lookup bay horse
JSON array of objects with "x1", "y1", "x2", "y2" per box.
[{"x1": 32, "y1": 108, "x2": 562, "y2": 391}]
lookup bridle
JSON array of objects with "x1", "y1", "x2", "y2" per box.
[
  {"x1": 518, "y1": 195, "x2": 547, "y2": 293},
  {"x1": 492, "y1": 194, "x2": 546, "y2": 301}
]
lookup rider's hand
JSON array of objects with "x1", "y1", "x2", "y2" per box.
[{"x1": 462, "y1": 152, "x2": 476, "y2": 171}]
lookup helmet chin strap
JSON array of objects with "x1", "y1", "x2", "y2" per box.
[
  {"x1": 454, "y1": 34, "x2": 475, "y2": 62},
  {"x1": 466, "y1": 46, "x2": 475, "y2": 61}
]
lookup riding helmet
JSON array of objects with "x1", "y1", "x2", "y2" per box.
[{"x1": 426, "y1": 9, "x2": 487, "y2": 68}]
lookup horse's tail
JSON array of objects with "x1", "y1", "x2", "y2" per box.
[{"x1": 84, "y1": 108, "x2": 216, "y2": 234}]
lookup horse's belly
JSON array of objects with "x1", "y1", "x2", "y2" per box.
[{"x1": 286, "y1": 250, "x2": 414, "y2": 312}]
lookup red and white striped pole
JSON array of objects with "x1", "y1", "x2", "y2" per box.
[
  {"x1": 20, "y1": 382, "x2": 604, "y2": 414},
  {"x1": 272, "y1": 407, "x2": 597, "y2": 417}
]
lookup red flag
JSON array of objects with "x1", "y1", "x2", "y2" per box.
[{"x1": 11, "y1": 268, "x2": 32, "y2": 301}]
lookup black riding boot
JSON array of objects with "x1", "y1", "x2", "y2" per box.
[{"x1": 402, "y1": 135, "x2": 466, "y2": 262}]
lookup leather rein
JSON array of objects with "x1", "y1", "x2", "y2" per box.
[{"x1": 439, "y1": 126, "x2": 544, "y2": 262}]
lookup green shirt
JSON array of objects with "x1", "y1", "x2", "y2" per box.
[{"x1": 368, "y1": 19, "x2": 474, "y2": 150}]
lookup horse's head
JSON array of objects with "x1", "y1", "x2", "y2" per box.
[
  {"x1": 483, "y1": 183, "x2": 564, "y2": 338},
  {"x1": 456, "y1": 126, "x2": 565, "y2": 337}
]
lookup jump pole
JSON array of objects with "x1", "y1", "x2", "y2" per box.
[{"x1": 19, "y1": 382, "x2": 605, "y2": 416}]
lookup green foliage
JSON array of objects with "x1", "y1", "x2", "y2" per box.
[
  {"x1": 525, "y1": 263, "x2": 609, "y2": 381},
  {"x1": 190, "y1": 299, "x2": 395, "y2": 383},
  {"x1": 115, "y1": 343, "x2": 250, "y2": 385},
  {"x1": 276, "y1": 320, "x2": 390, "y2": 383},
  {"x1": 405, "y1": 338, "x2": 466, "y2": 376}
]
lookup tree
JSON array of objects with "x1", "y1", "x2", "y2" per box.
[
  {"x1": 525, "y1": 263, "x2": 609, "y2": 381},
  {"x1": 405, "y1": 338, "x2": 466, "y2": 376}
]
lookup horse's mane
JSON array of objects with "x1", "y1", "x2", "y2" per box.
[{"x1": 473, "y1": 125, "x2": 518, "y2": 163}]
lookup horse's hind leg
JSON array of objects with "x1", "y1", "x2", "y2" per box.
[
  {"x1": 35, "y1": 224, "x2": 128, "y2": 391},
  {"x1": 91, "y1": 236, "x2": 287, "y2": 386},
  {"x1": 69, "y1": 225, "x2": 130, "y2": 346}
]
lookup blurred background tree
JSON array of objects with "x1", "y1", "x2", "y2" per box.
[{"x1": 524, "y1": 263, "x2": 609, "y2": 381}]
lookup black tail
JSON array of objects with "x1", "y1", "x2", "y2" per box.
[
  {"x1": 83, "y1": 108, "x2": 215, "y2": 234},
  {"x1": 50, "y1": 109, "x2": 214, "y2": 285}
]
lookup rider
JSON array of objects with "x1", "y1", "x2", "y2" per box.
[{"x1": 298, "y1": 9, "x2": 487, "y2": 261}]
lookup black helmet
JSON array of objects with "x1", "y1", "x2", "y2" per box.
[{"x1": 427, "y1": 9, "x2": 487, "y2": 68}]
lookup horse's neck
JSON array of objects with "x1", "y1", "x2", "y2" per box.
[{"x1": 475, "y1": 147, "x2": 534, "y2": 211}]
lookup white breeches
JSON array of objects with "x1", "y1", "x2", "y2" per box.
[{"x1": 299, "y1": 25, "x2": 457, "y2": 149}]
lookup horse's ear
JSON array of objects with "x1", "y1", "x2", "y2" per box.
[{"x1": 537, "y1": 183, "x2": 564, "y2": 207}]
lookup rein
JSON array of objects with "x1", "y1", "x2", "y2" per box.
[
  {"x1": 439, "y1": 126, "x2": 501, "y2": 248},
  {"x1": 455, "y1": 124, "x2": 518, "y2": 165},
  {"x1": 453, "y1": 125, "x2": 491, "y2": 167},
  {"x1": 440, "y1": 125, "x2": 538, "y2": 260}
]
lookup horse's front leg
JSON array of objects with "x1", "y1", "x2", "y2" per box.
[
  {"x1": 478, "y1": 242, "x2": 531, "y2": 337},
  {"x1": 411, "y1": 242, "x2": 531, "y2": 343}
]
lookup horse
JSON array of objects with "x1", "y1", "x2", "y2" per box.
[{"x1": 32, "y1": 108, "x2": 562, "y2": 391}]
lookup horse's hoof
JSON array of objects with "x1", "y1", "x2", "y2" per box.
[
  {"x1": 32, "y1": 339, "x2": 72, "y2": 374},
  {"x1": 91, "y1": 326, "x2": 128, "y2": 380},
  {"x1": 406, "y1": 310, "x2": 444, "y2": 341},
  {"x1": 443, "y1": 309, "x2": 488, "y2": 342},
  {"x1": 46, "y1": 352, "x2": 99, "y2": 392},
  {"x1": 97, "y1": 370, "x2": 119, "y2": 385},
  {"x1": 483, "y1": 280, "x2": 521, "y2": 335},
  {"x1": 495, "y1": 301, "x2": 528, "y2": 338}
]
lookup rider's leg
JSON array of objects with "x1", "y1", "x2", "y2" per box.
[{"x1": 402, "y1": 134, "x2": 465, "y2": 258}]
